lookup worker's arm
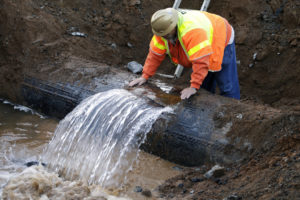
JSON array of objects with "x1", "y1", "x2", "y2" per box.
[
  {"x1": 190, "y1": 55, "x2": 209, "y2": 89},
  {"x1": 180, "y1": 28, "x2": 212, "y2": 99},
  {"x1": 142, "y1": 49, "x2": 166, "y2": 79},
  {"x1": 180, "y1": 56, "x2": 209, "y2": 99},
  {"x1": 129, "y1": 49, "x2": 165, "y2": 87}
]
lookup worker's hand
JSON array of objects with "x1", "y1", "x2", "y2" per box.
[
  {"x1": 180, "y1": 87, "x2": 197, "y2": 100},
  {"x1": 128, "y1": 77, "x2": 147, "y2": 87}
]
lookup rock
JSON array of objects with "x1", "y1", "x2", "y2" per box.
[
  {"x1": 198, "y1": 190, "x2": 204, "y2": 194},
  {"x1": 172, "y1": 166, "x2": 183, "y2": 171},
  {"x1": 236, "y1": 113, "x2": 243, "y2": 119},
  {"x1": 70, "y1": 32, "x2": 87, "y2": 38},
  {"x1": 127, "y1": 42, "x2": 133, "y2": 48},
  {"x1": 111, "y1": 43, "x2": 117, "y2": 49},
  {"x1": 134, "y1": 186, "x2": 143, "y2": 193},
  {"x1": 141, "y1": 189, "x2": 152, "y2": 197},
  {"x1": 129, "y1": 0, "x2": 141, "y2": 6},
  {"x1": 204, "y1": 165, "x2": 225, "y2": 179},
  {"x1": 253, "y1": 52, "x2": 257, "y2": 60},
  {"x1": 127, "y1": 61, "x2": 143, "y2": 74},
  {"x1": 290, "y1": 38, "x2": 297, "y2": 47},
  {"x1": 67, "y1": 26, "x2": 79, "y2": 32},
  {"x1": 215, "y1": 178, "x2": 228, "y2": 185},
  {"x1": 25, "y1": 161, "x2": 46, "y2": 167},
  {"x1": 190, "y1": 177, "x2": 203, "y2": 182},
  {"x1": 223, "y1": 194, "x2": 242, "y2": 200}
]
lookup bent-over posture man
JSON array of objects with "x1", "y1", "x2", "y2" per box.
[{"x1": 129, "y1": 8, "x2": 240, "y2": 100}]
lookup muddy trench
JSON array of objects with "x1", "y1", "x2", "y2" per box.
[{"x1": 0, "y1": 0, "x2": 299, "y2": 199}]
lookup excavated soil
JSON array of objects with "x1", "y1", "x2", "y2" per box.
[{"x1": 0, "y1": 0, "x2": 299, "y2": 199}]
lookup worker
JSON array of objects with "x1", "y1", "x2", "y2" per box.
[{"x1": 129, "y1": 8, "x2": 240, "y2": 100}]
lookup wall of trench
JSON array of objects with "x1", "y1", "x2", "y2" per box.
[{"x1": 0, "y1": 0, "x2": 299, "y2": 107}]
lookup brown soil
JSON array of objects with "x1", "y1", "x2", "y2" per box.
[
  {"x1": 157, "y1": 107, "x2": 300, "y2": 199},
  {"x1": 0, "y1": 0, "x2": 299, "y2": 199}
]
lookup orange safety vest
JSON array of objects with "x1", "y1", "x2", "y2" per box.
[{"x1": 150, "y1": 10, "x2": 230, "y2": 72}]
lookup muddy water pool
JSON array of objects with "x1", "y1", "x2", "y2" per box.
[{"x1": 0, "y1": 100, "x2": 181, "y2": 199}]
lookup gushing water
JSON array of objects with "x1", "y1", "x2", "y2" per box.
[{"x1": 41, "y1": 89, "x2": 172, "y2": 188}]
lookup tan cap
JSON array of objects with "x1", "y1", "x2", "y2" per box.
[{"x1": 151, "y1": 8, "x2": 178, "y2": 36}]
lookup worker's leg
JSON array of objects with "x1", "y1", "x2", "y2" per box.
[
  {"x1": 215, "y1": 42, "x2": 240, "y2": 100},
  {"x1": 201, "y1": 72, "x2": 217, "y2": 94}
]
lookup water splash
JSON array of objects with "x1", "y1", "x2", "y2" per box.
[
  {"x1": 41, "y1": 89, "x2": 172, "y2": 188},
  {"x1": 2, "y1": 165, "x2": 130, "y2": 200}
]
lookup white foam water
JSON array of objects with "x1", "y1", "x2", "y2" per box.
[
  {"x1": 41, "y1": 89, "x2": 172, "y2": 188},
  {"x1": 1, "y1": 99, "x2": 46, "y2": 119},
  {"x1": 2, "y1": 165, "x2": 130, "y2": 200}
]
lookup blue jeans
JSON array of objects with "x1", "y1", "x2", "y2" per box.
[{"x1": 201, "y1": 42, "x2": 240, "y2": 100}]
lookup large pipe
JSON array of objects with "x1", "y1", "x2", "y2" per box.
[
  {"x1": 20, "y1": 70, "x2": 296, "y2": 167},
  {"x1": 21, "y1": 75, "x2": 244, "y2": 166}
]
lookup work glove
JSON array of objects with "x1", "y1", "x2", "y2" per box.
[
  {"x1": 128, "y1": 77, "x2": 147, "y2": 87},
  {"x1": 180, "y1": 87, "x2": 197, "y2": 100}
]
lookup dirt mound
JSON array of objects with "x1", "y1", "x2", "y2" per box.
[{"x1": 158, "y1": 111, "x2": 300, "y2": 199}]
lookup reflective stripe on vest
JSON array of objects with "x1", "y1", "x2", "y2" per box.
[
  {"x1": 150, "y1": 35, "x2": 167, "y2": 55},
  {"x1": 153, "y1": 35, "x2": 166, "y2": 51},
  {"x1": 188, "y1": 40, "x2": 211, "y2": 57},
  {"x1": 177, "y1": 10, "x2": 213, "y2": 59},
  {"x1": 150, "y1": 36, "x2": 177, "y2": 64}
]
